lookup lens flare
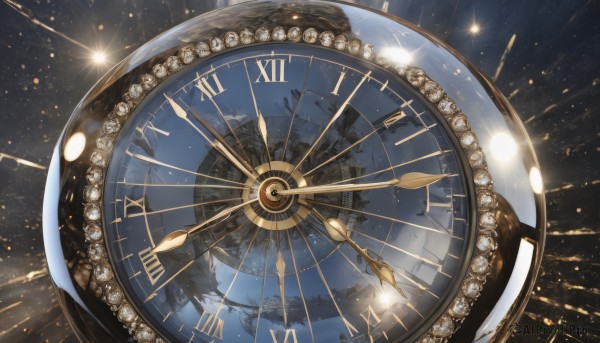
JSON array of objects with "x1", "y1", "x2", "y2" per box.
[
  {"x1": 490, "y1": 132, "x2": 518, "y2": 161},
  {"x1": 92, "y1": 51, "x2": 107, "y2": 65}
]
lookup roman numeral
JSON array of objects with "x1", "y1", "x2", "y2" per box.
[
  {"x1": 383, "y1": 99, "x2": 412, "y2": 128},
  {"x1": 255, "y1": 59, "x2": 287, "y2": 83},
  {"x1": 124, "y1": 196, "x2": 145, "y2": 218},
  {"x1": 196, "y1": 73, "x2": 226, "y2": 100},
  {"x1": 361, "y1": 305, "x2": 382, "y2": 327},
  {"x1": 383, "y1": 111, "x2": 406, "y2": 128},
  {"x1": 342, "y1": 316, "x2": 359, "y2": 337},
  {"x1": 360, "y1": 305, "x2": 386, "y2": 343},
  {"x1": 270, "y1": 329, "x2": 298, "y2": 343},
  {"x1": 424, "y1": 185, "x2": 452, "y2": 212},
  {"x1": 136, "y1": 122, "x2": 170, "y2": 139},
  {"x1": 194, "y1": 310, "x2": 224, "y2": 339},
  {"x1": 146, "y1": 122, "x2": 170, "y2": 136},
  {"x1": 138, "y1": 247, "x2": 165, "y2": 285},
  {"x1": 331, "y1": 71, "x2": 346, "y2": 95}
]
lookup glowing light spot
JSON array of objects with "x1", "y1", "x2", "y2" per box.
[
  {"x1": 490, "y1": 132, "x2": 518, "y2": 161},
  {"x1": 92, "y1": 51, "x2": 107, "y2": 65},
  {"x1": 377, "y1": 290, "x2": 394, "y2": 308},
  {"x1": 32, "y1": 77, "x2": 39, "y2": 85},
  {"x1": 292, "y1": 15, "x2": 299, "y2": 20},
  {"x1": 529, "y1": 167, "x2": 543, "y2": 194},
  {"x1": 470, "y1": 23, "x2": 481, "y2": 34},
  {"x1": 98, "y1": 24, "x2": 104, "y2": 31},
  {"x1": 379, "y1": 47, "x2": 413, "y2": 66},
  {"x1": 64, "y1": 132, "x2": 86, "y2": 162}
]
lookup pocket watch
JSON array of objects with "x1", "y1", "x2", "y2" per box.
[{"x1": 43, "y1": 1, "x2": 546, "y2": 342}]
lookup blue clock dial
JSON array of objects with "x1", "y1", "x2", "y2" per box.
[{"x1": 102, "y1": 43, "x2": 473, "y2": 343}]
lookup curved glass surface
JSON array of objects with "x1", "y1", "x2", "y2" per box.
[
  {"x1": 9, "y1": 0, "x2": 599, "y2": 342},
  {"x1": 103, "y1": 43, "x2": 471, "y2": 342}
]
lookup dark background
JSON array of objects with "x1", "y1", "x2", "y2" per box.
[{"x1": 0, "y1": 0, "x2": 598, "y2": 342}]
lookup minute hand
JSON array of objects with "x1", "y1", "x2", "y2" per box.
[
  {"x1": 152, "y1": 198, "x2": 258, "y2": 253},
  {"x1": 277, "y1": 172, "x2": 447, "y2": 196},
  {"x1": 165, "y1": 95, "x2": 257, "y2": 182},
  {"x1": 292, "y1": 71, "x2": 372, "y2": 173}
]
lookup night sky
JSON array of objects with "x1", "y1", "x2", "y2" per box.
[{"x1": 0, "y1": 0, "x2": 598, "y2": 342}]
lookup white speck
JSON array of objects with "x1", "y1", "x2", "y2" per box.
[
  {"x1": 490, "y1": 132, "x2": 518, "y2": 162},
  {"x1": 91, "y1": 50, "x2": 107, "y2": 65}
]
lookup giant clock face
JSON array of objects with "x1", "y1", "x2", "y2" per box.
[{"x1": 83, "y1": 25, "x2": 499, "y2": 343}]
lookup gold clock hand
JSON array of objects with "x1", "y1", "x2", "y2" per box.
[
  {"x1": 152, "y1": 198, "x2": 258, "y2": 253},
  {"x1": 243, "y1": 60, "x2": 272, "y2": 169},
  {"x1": 292, "y1": 71, "x2": 372, "y2": 173},
  {"x1": 257, "y1": 110, "x2": 274, "y2": 170},
  {"x1": 275, "y1": 250, "x2": 287, "y2": 324},
  {"x1": 310, "y1": 208, "x2": 406, "y2": 297},
  {"x1": 184, "y1": 103, "x2": 256, "y2": 173},
  {"x1": 257, "y1": 111, "x2": 268, "y2": 148},
  {"x1": 164, "y1": 95, "x2": 257, "y2": 182},
  {"x1": 277, "y1": 172, "x2": 447, "y2": 196}
]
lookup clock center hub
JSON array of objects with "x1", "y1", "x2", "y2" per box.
[
  {"x1": 242, "y1": 161, "x2": 312, "y2": 230},
  {"x1": 258, "y1": 177, "x2": 293, "y2": 213}
]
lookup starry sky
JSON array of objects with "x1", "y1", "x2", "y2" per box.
[{"x1": 0, "y1": 0, "x2": 598, "y2": 342}]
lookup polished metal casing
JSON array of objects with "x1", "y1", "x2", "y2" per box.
[{"x1": 43, "y1": 1, "x2": 546, "y2": 342}]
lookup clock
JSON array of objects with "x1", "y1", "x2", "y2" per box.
[{"x1": 43, "y1": 1, "x2": 546, "y2": 343}]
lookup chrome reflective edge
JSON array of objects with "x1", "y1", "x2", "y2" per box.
[{"x1": 43, "y1": 1, "x2": 545, "y2": 342}]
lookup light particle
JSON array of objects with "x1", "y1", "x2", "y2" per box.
[
  {"x1": 490, "y1": 132, "x2": 518, "y2": 162},
  {"x1": 91, "y1": 51, "x2": 107, "y2": 65}
]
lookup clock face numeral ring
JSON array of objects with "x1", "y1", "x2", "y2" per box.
[
  {"x1": 44, "y1": 2, "x2": 545, "y2": 342},
  {"x1": 69, "y1": 16, "x2": 507, "y2": 343}
]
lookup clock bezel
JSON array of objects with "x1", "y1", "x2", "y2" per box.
[{"x1": 81, "y1": 26, "x2": 499, "y2": 343}]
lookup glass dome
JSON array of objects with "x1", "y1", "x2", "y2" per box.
[
  {"x1": 3, "y1": 0, "x2": 596, "y2": 342},
  {"x1": 41, "y1": 1, "x2": 544, "y2": 342}
]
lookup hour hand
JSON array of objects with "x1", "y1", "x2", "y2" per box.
[
  {"x1": 309, "y1": 208, "x2": 406, "y2": 297},
  {"x1": 164, "y1": 95, "x2": 257, "y2": 181},
  {"x1": 152, "y1": 198, "x2": 257, "y2": 253}
]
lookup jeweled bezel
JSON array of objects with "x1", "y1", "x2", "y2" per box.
[{"x1": 83, "y1": 26, "x2": 499, "y2": 343}]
